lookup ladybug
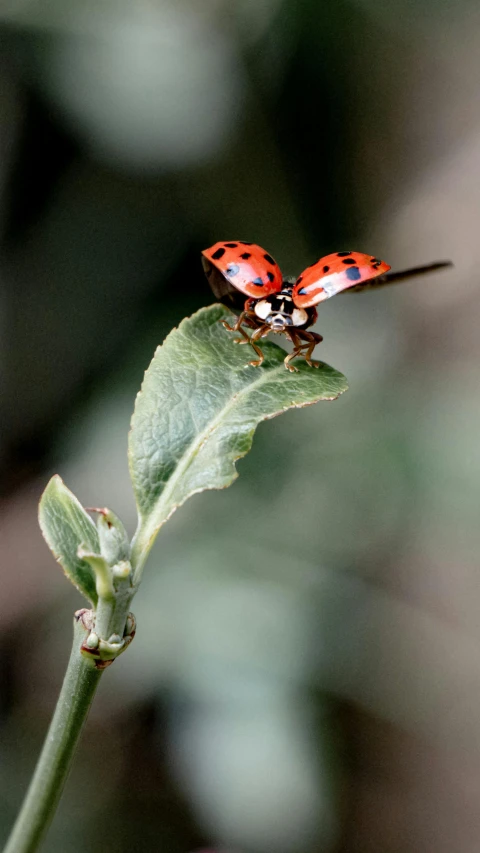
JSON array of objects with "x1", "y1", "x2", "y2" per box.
[{"x1": 202, "y1": 241, "x2": 452, "y2": 372}]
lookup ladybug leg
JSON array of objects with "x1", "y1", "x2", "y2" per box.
[
  {"x1": 237, "y1": 316, "x2": 260, "y2": 343},
  {"x1": 230, "y1": 316, "x2": 259, "y2": 347},
  {"x1": 222, "y1": 300, "x2": 258, "y2": 334},
  {"x1": 222, "y1": 311, "x2": 254, "y2": 346},
  {"x1": 246, "y1": 324, "x2": 270, "y2": 367},
  {"x1": 221, "y1": 310, "x2": 248, "y2": 333},
  {"x1": 231, "y1": 323, "x2": 254, "y2": 346},
  {"x1": 224, "y1": 315, "x2": 266, "y2": 367},
  {"x1": 296, "y1": 329, "x2": 323, "y2": 368},
  {"x1": 284, "y1": 329, "x2": 323, "y2": 371},
  {"x1": 283, "y1": 329, "x2": 302, "y2": 372}
]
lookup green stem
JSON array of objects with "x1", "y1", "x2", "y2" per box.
[
  {"x1": 94, "y1": 582, "x2": 134, "y2": 641},
  {"x1": 2, "y1": 616, "x2": 103, "y2": 853}
]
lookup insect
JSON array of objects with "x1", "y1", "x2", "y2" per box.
[{"x1": 202, "y1": 241, "x2": 452, "y2": 372}]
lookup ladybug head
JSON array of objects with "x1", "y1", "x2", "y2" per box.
[{"x1": 253, "y1": 288, "x2": 310, "y2": 331}]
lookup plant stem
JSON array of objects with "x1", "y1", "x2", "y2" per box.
[
  {"x1": 3, "y1": 616, "x2": 103, "y2": 853},
  {"x1": 94, "y1": 579, "x2": 134, "y2": 642}
]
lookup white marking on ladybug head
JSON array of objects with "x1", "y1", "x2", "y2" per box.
[
  {"x1": 254, "y1": 299, "x2": 271, "y2": 320},
  {"x1": 291, "y1": 307, "x2": 309, "y2": 326}
]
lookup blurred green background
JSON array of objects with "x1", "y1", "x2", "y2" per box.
[{"x1": 0, "y1": 1, "x2": 478, "y2": 851}]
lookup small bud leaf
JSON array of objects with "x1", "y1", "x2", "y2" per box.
[{"x1": 39, "y1": 476, "x2": 100, "y2": 603}]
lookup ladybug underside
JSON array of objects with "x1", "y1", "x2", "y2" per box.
[{"x1": 222, "y1": 283, "x2": 322, "y2": 373}]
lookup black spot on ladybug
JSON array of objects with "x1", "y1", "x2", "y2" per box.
[
  {"x1": 240, "y1": 252, "x2": 252, "y2": 260},
  {"x1": 212, "y1": 247, "x2": 226, "y2": 260},
  {"x1": 342, "y1": 258, "x2": 356, "y2": 265},
  {"x1": 240, "y1": 241, "x2": 253, "y2": 245},
  {"x1": 267, "y1": 272, "x2": 275, "y2": 282},
  {"x1": 227, "y1": 264, "x2": 240, "y2": 276},
  {"x1": 252, "y1": 278, "x2": 265, "y2": 286},
  {"x1": 371, "y1": 257, "x2": 380, "y2": 264},
  {"x1": 296, "y1": 275, "x2": 303, "y2": 284},
  {"x1": 264, "y1": 254, "x2": 276, "y2": 265},
  {"x1": 337, "y1": 251, "x2": 352, "y2": 257},
  {"x1": 225, "y1": 242, "x2": 238, "y2": 248},
  {"x1": 346, "y1": 266, "x2": 361, "y2": 282},
  {"x1": 323, "y1": 265, "x2": 329, "y2": 273}
]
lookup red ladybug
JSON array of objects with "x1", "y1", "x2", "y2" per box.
[{"x1": 202, "y1": 242, "x2": 452, "y2": 372}]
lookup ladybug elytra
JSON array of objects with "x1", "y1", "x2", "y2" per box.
[{"x1": 202, "y1": 241, "x2": 452, "y2": 372}]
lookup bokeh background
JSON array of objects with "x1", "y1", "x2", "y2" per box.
[{"x1": 0, "y1": 1, "x2": 479, "y2": 851}]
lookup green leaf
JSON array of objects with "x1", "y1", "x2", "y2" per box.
[
  {"x1": 38, "y1": 476, "x2": 100, "y2": 604},
  {"x1": 129, "y1": 304, "x2": 348, "y2": 572}
]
